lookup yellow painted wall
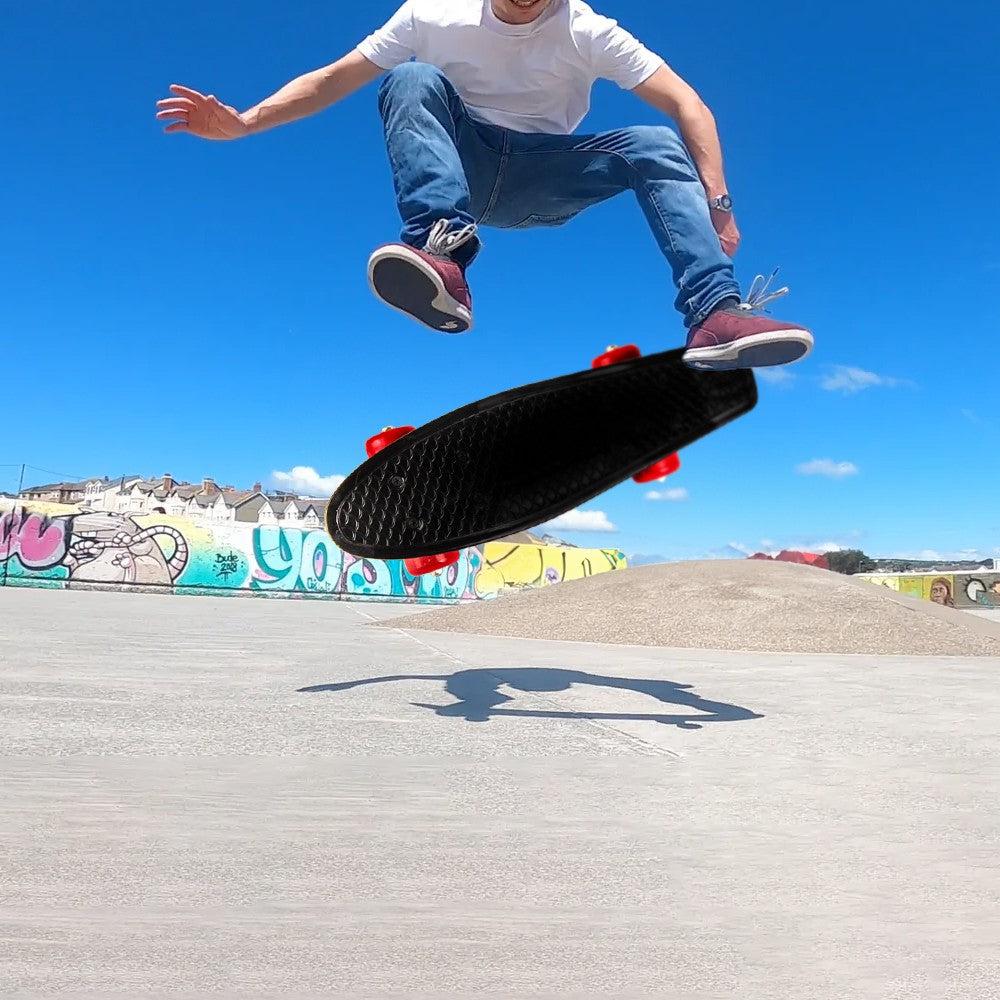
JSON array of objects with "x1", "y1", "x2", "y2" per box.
[{"x1": 477, "y1": 541, "x2": 627, "y2": 598}]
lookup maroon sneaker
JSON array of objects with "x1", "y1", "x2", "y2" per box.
[
  {"x1": 368, "y1": 220, "x2": 476, "y2": 333},
  {"x1": 683, "y1": 274, "x2": 814, "y2": 371}
]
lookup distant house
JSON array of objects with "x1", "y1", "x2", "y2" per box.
[
  {"x1": 22, "y1": 478, "x2": 108, "y2": 504},
  {"x1": 29, "y1": 472, "x2": 328, "y2": 527}
]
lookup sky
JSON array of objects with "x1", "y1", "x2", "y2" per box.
[{"x1": 2, "y1": 0, "x2": 997, "y2": 564}]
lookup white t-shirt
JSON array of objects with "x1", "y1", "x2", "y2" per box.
[{"x1": 356, "y1": 0, "x2": 663, "y2": 135}]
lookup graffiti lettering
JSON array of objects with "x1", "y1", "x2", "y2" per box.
[
  {"x1": 2, "y1": 500, "x2": 626, "y2": 603},
  {"x1": 215, "y1": 551, "x2": 240, "y2": 582},
  {"x1": 0, "y1": 508, "x2": 69, "y2": 569},
  {"x1": 251, "y1": 526, "x2": 343, "y2": 594}
]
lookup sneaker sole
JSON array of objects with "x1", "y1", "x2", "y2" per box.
[
  {"x1": 682, "y1": 328, "x2": 814, "y2": 371},
  {"x1": 368, "y1": 246, "x2": 472, "y2": 334}
]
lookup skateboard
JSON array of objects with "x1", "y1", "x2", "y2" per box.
[{"x1": 326, "y1": 345, "x2": 757, "y2": 575}]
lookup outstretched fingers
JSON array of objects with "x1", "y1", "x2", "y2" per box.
[
  {"x1": 168, "y1": 83, "x2": 205, "y2": 101},
  {"x1": 155, "y1": 83, "x2": 245, "y2": 139},
  {"x1": 156, "y1": 97, "x2": 196, "y2": 112},
  {"x1": 157, "y1": 90, "x2": 201, "y2": 133}
]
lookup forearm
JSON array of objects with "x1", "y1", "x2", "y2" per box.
[
  {"x1": 242, "y1": 51, "x2": 383, "y2": 134},
  {"x1": 673, "y1": 100, "x2": 729, "y2": 199}
]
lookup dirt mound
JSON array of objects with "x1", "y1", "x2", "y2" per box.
[{"x1": 387, "y1": 560, "x2": 1000, "y2": 656}]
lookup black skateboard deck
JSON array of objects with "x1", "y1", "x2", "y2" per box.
[{"x1": 326, "y1": 347, "x2": 757, "y2": 560}]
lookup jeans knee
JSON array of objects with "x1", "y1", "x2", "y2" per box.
[
  {"x1": 626, "y1": 125, "x2": 697, "y2": 180},
  {"x1": 378, "y1": 61, "x2": 450, "y2": 112}
]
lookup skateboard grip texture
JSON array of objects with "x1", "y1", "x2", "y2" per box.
[{"x1": 329, "y1": 351, "x2": 755, "y2": 558}]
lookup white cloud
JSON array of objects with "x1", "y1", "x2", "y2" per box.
[
  {"x1": 726, "y1": 537, "x2": 849, "y2": 559},
  {"x1": 543, "y1": 508, "x2": 617, "y2": 533},
  {"x1": 644, "y1": 487, "x2": 689, "y2": 502},
  {"x1": 756, "y1": 368, "x2": 797, "y2": 386},
  {"x1": 271, "y1": 466, "x2": 345, "y2": 497},
  {"x1": 808, "y1": 541, "x2": 844, "y2": 554},
  {"x1": 961, "y1": 408, "x2": 982, "y2": 425},
  {"x1": 796, "y1": 459, "x2": 860, "y2": 479},
  {"x1": 820, "y1": 366, "x2": 910, "y2": 394}
]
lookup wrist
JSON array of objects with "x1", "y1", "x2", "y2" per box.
[{"x1": 239, "y1": 107, "x2": 260, "y2": 134}]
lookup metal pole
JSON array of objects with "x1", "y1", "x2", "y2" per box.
[{"x1": 2, "y1": 464, "x2": 25, "y2": 588}]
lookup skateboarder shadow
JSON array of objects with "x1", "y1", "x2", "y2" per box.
[{"x1": 299, "y1": 667, "x2": 762, "y2": 730}]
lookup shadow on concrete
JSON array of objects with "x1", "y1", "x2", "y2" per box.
[{"x1": 298, "y1": 667, "x2": 762, "y2": 730}]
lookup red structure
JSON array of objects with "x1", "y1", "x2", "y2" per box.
[{"x1": 748, "y1": 550, "x2": 830, "y2": 570}]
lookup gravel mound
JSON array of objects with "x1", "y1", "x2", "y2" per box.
[{"x1": 387, "y1": 560, "x2": 1000, "y2": 656}]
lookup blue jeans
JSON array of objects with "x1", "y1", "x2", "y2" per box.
[{"x1": 377, "y1": 62, "x2": 740, "y2": 328}]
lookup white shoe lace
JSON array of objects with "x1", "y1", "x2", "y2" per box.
[
  {"x1": 738, "y1": 269, "x2": 790, "y2": 312},
  {"x1": 424, "y1": 219, "x2": 478, "y2": 258}
]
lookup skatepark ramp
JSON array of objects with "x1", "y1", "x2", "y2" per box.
[{"x1": 388, "y1": 558, "x2": 1000, "y2": 656}]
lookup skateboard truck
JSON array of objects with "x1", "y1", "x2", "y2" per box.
[
  {"x1": 591, "y1": 346, "x2": 682, "y2": 484},
  {"x1": 364, "y1": 426, "x2": 461, "y2": 577}
]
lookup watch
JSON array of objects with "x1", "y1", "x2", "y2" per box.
[{"x1": 709, "y1": 194, "x2": 733, "y2": 212}]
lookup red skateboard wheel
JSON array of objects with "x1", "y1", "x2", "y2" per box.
[
  {"x1": 591, "y1": 344, "x2": 641, "y2": 369},
  {"x1": 405, "y1": 552, "x2": 460, "y2": 577},
  {"x1": 633, "y1": 452, "x2": 681, "y2": 483},
  {"x1": 365, "y1": 425, "x2": 416, "y2": 458}
]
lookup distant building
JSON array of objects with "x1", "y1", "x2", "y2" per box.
[
  {"x1": 748, "y1": 550, "x2": 830, "y2": 570},
  {"x1": 23, "y1": 473, "x2": 326, "y2": 528},
  {"x1": 21, "y1": 478, "x2": 109, "y2": 504}
]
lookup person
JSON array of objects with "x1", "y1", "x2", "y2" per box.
[{"x1": 157, "y1": 0, "x2": 814, "y2": 370}]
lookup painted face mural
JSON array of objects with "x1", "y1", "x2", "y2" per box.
[
  {"x1": 929, "y1": 578, "x2": 955, "y2": 607},
  {"x1": 862, "y1": 571, "x2": 1000, "y2": 610}
]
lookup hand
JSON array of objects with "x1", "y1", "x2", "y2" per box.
[
  {"x1": 156, "y1": 84, "x2": 251, "y2": 140},
  {"x1": 711, "y1": 208, "x2": 741, "y2": 258}
]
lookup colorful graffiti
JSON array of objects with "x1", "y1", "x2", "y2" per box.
[
  {"x1": 0, "y1": 507, "x2": 69, "y2": 569},
  {"x1": 250, "y1": 523, "x2": 482, "y2": 601},
  {"x1": 1, "y1": 507, "x2": 188, "y2": 586},
  {"x1": 859, "y1": 572, "x2": 1000, "y2": 610},
  {"x1": 476, "y1": 541, "x2": 627, "y2": 598},
  {"x1": 0, "y1": 501, "x2": 481, "y2": 602},
  {"x1": 0, "y1": 501, "x2": 627, "y2": 603}
]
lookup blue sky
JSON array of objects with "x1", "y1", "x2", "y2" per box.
[{"x1": 2, "y1": 0, "x2": 997, "y2": 563}]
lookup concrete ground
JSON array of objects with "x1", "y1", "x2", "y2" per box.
[{"x1": 2, "y1": 586, "x2": 999, "y2": 998}]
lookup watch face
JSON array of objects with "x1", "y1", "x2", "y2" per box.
[{"x1": 715, "y1": 195, "x2": 732, "y2": 211}]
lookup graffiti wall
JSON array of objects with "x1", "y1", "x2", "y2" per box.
[
  {"x1": 858, "y1": 572, "x2": 1000, "y2": 610},
  {"x1": 0, "y1": 501, "x2": 627, "y2": 603},
  {"x1": 0, "y1": 501, "x2": 481, "y2": 602},
  {"x1": 476, "y1": 541, "x2": 627, "y2": 597}
]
